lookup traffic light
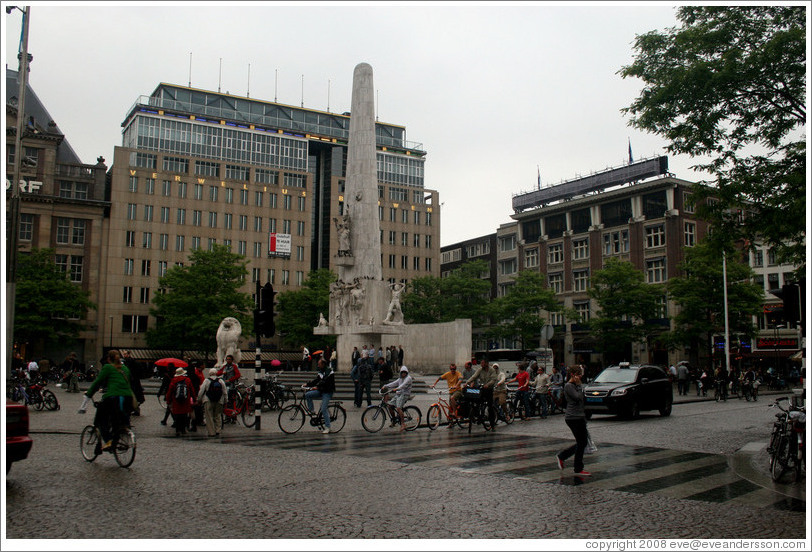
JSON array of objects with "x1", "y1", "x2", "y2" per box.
[
  {"x1": 254, "y1": 283, "x2": 276, "y2": 338},
  {"x1": 769, "y1": 282, "x2": 801, "y2": 325}
]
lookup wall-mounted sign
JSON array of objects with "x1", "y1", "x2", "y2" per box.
[
  {"x1": 268, "y1": 233, "x2": 291, "y2": 258},
  {"x1": 756, "y1": 337, "x2": 798, "y2": 350}
]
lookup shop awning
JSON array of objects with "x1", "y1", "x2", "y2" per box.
[{"x1": 789, "y1": 350, "x2": 804, "y2": 362}]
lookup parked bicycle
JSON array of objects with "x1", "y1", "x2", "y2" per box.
[
  {"x1": 767, "y1": 396, "x2": 805, "y2": 483},
  {"x1": 260, "y1": 372, "x2": 297, "y2": 411},
  {"x1": 223, "y1": 380, "x2": 257, "y2": 427},
  {"x1": 8, "y1": 378, "x2": 59, "y2": 411},
  {"x1": 361, "y1": 390, "x2": 421, "y2": 433},
  {"x1": 79, "y1": 401, "x2": 136, "y2": 468},
  {"x1": 426, "y1": 389, "x2": 459, "y2": 430},
  {"x1": 278, "y1": 386, "x2": 347, "y2": 434}
]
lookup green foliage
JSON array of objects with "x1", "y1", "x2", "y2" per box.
[
  {"x1": 402, "y1": 259, "x2": 492, "y2": 325},
  {"x1": 14, "y1": 248, "x2": 96, "y2": 350},
  {"x1": 488, "y1": 271, "x2": 562, "y2": 350},
  {"x1": 146, "y1": 245, "x2": 253, "y2": 356},
  {"x1": 620, "y1": 6, "x2": 806, "y2": 272},
  {"x1": 587, "y1": 258, "x2": 665, "y2": 354},
  {"x1": 666, "y1": 239, "x2": 764, "y2": 361},
  {"x1": 276, "y1": 269, "x2": 336, "y2": 349}
]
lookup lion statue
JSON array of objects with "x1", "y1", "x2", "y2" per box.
[{"x1": 215, "y1": 317, "x2": 242, "y2": 369}]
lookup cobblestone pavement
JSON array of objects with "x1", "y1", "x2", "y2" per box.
[{"x1": 4, "y1": 383, "x2": 808, "y2": 543}]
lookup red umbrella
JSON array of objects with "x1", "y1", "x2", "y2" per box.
[
  {"x1": 312, "y1": 350, "x2": 324, "y2": 356},
  {"x1": 270, "y1": 359, "x2": 282, "y2": 367},
  {"x1": 154, "y1": 357, "x2": 188, "y2": 368}
]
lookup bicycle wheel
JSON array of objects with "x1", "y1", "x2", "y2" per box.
[
  {"x1": 33, "y1": 393, "x2": 45, "y2": 411},
  {"x1": 502, "y1": 403, "x2": 515, "y2": 424},
  {"x1": 80, "y1": 425, "x2": 102, "y2": 462},
  {"x1": 361, "y1": 405, "x2": 387, "y2": 433},
  {"x1": 403, "y1": 406, "x2": 421, "y2": 431},
  {"x1": 157, "y1": 393, "x2": 167, "y2": 409},
  {"x1": 282, "y1": 389, "x2": 297, "y2": 406},
  {"x1": 278, "y1": 404, "x2": 305, "y2": 434},
  {"x1": 43, "y1": 390, "x2": 60, "y2": 411},
  {"x1": 328, "y1": 403, "x2": 347, "y2": 433},
  {"x1": 427, "y1": 404, "x2": 443, "y2": 430},
  {"x1": 241, "y1": 399, "x2": 257, "y2": 428},
  {"x1": 771, "y1": 435, "x2": 789, "y2": 482},
  {"x1": 113, "y1": 428, "x2": 136, "y2": 468}
]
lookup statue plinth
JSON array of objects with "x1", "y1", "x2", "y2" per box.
[
  {"x1": 314, "y1": 323, "x2": 406, "y2": 336},
  {"x1": 334, "y1": 255, "x2": 355, "y2": 267}
]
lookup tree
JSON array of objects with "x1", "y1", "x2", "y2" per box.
[
  {"x1": 587, "y1": 258, "x2": 665, "y2": 358},
  {"x1": 620, "y1": 6, "x2": 806, "y2": 274},
  {"x1": 488, "y1": 271, "x2": 562, "y2": 351},
  {"x1": 14, "y1": 248, "x2": 96, "y2": 352},
  {"x1": 275, "y1": 269, "x2": 336, "y2": 349},
  {"x1": 402, "y1": 259, "x2": 492, "y2": 325},
  {"x1": 147, "y1": 245, "x2": 253, "y2": 357},
  {"x1": 666, "y1": 240, "x2": 764, "y2": 370}
]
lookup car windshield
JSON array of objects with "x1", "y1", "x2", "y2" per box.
[{"x1": 592, "y1": 368, "x2": 638, "y2": 384}]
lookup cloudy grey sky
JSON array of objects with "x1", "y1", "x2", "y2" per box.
[{"x1": 4, "y1": 1, "x2": 714, "y2": 246}]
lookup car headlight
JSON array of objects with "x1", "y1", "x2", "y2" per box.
[{"x1": 610, "y1": 387, "x2": 629, "y2": 397}]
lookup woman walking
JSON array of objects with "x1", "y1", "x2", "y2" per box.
[{"x1": 554, "y1": 365, "x2": 591, "y2": 476}]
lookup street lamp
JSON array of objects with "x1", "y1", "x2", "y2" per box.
[{"x1": 774, "y1": 323, "x2": 785, "y2": 382}]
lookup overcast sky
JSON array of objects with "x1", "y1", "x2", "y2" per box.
[{"x1": 4, "y1": 1, "x2": 718, "y2": 246}]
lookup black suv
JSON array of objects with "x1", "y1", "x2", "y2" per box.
[{"x1": 583, "y1": 363, "x2": 673, "y2": 419}]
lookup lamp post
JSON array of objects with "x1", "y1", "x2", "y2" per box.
[
  {"x1": 774, "y1": 323, "x2": 785, "y2": 381},
  {"x1": 5, "y1": 5, "x2": 31, "y2": 372},
  {"x1": 109, "y1": 316, "x2": 113, "y2": 349}
]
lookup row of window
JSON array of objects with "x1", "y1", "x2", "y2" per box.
[
  {"x1": 384, "y1": 231, "x2": 433, "y2": 248},
  {"x1": 123, "y1": 230, "x2": 306, "y2": 256},
  {"x1": 750, "y1": 248, "x2": 784, "y2": 268},
  {"x1": 385, "y1": 254, "x2": 433, "y2": 272},
  {"x1": 126, "y1": 204, "x2": 306, "y2": 229},
  {"x1": 127, "y1": 176, "x2": 306, "y2": 206}
]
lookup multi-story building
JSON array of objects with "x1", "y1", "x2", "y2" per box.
[
  {"x1": 442, "y1": 157, "x2": 716, "y2": 370},
  {"x1": 103, "y1": 82, "x2": 439, "y2": 355},
  {"x1": 5, "y1": 68, "x2": 109, "y2": 364}
]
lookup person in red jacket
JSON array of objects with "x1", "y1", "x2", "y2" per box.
[
  {"x1": 216, "y1": 354, "x2": 241, "y2": 406},
  {"x1": 166, "y1": 367, "x2": 195, "y2": 437}
]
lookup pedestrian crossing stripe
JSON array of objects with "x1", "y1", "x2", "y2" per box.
[{"x1": 192, "y1": 430, "x2": 805, "y2": 512}]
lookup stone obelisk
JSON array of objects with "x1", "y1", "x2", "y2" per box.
[{"x1": 341, "y1": 62, "x2": 381, "y2": 282}]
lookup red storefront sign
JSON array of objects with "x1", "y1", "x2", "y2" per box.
[{"x1": 756, "y1": 337, "x2": 798, "y2": 349}]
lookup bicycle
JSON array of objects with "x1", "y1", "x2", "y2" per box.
[
  {"x1": 767, "y1": 396, "x2": 805, "y2": 483},
  {"x1": 260, "y1": 372, "x2": 297, "y2": 411},
  {"x1": 79, "y1": 401, "x2": 136, "y2": 468},
  {"x1": 713, "y1": 380, "x2": 727, "y2": 402},
  {"x1": 457, "y1": 386, "x2": 493, "y2": 433},
  {"x1": 361, "y1": 390, "x2": 421, "y2": 433},
  {"x1": 8, "y1": 378, "x2": 59, "y2": 411},
  {"x1": 223, "y1": 380, "x2": 257, "y2": 428},
  {"x1": 278, "y1": 386, "x2": 347, "y2": 434},
  {"x1": 426, "y1": 389, "x2": 460, "y2": 430}
]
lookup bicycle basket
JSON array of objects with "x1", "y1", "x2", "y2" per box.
[{"x1": 463, "y1": 388, "x2": 482, "y2": 401}]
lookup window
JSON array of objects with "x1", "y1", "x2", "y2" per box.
[
  {"x1": 466, "y1": 241, "x2": 490, "y2": 257},
  {"x1": 573, "y1": 270, "x2": 590, "y2": 292},
  {"x1": 296, "y1": 271, "x2": 304, "y2": 286},
  {"x1": 55, "y1": 255, "x2": 83, "y2": 283},
  {"x1": 574, "y1": 301, "x2": 591, "y2": 323},
  {"x1": 752, "y1": 249, "x2": 764, "y2": 267},
  {"x1": 572, "y1": 238, "x2": 589, "y2": 260},
  {"x1": 127, "y1": 203, "x2": 137, "y2": 220},
  {"x1": 254, "y1": 242, "x2": 262, "y2": 257},
  {"x1": 193, "y1": 183, "x2": 203, "y2": 200},
  {"x1": 600, "y1": 199, "x2": 632, "y2": 227},
  {"x1": 158, "y1": 261, "x2": 168, "y2": 277},
  {"x1": 239, "y1": 190, "x2": 248, "y2": 205},
  {"x1": 58, "y1": 181, "x2": 88, "y2": 199},
  {"x1": 767, "y1": 273, "x2": 779, "y2": 290},
  {"x1": 413, "y1": 257, "x2": 420, "y2": 270},
  {"x1": 129, "y1": 176, "x2": 138, "y2": 193},
  {"x1": 125, "y1": 231, "x2": 136, "y2": 247},
  {"x1": 160, "y1": 206, "x2": 170, "y2": 223},
  {"x1": 684, "y1": 222, "x2": 696, "y2": 247},
  {"x1": 767, "y1": 248, "x2": 777, "y2": 266},
  {"x1": 283, "y1": 195, "x2": 292, "y2": 210},
  {"x1": 548, "y1": 273, "x2": 563, "y2": 294},
  {"x1": 141, "y1": 260, "x2": 151, "y2": 276},
  {"x1": 131, "y1": 152, "x2": 157, "y2": 169},
  {"x1": 225, "y1": 188, "x2": 234, "y2": 204},
  {"x1": 645, "y1": 225, "x2": 665, "y2": 248},
  {"x1": 209, "y1": 212, "x2": 218, "y2": 228},
  {"x1": 525, "y1": 248, "x2": 539, "y2": 268},
  {"x1": 209, "y1": 186, "x2": 219, "y2": 202},
  {"x1": 296, "y1": 245, "x2": 305, "y2": 261},
  {"x1": 683, "y1": 191, "x2": 695, "y2": 213},
  {"x1": 548, "y1": 243, "x2": 563, "y2": 264},
  {"x1": 226, "y1": 164, "x2": 249, "y2": 181},
  {"x1": 192, "y1": 210, "x2": 202, "y2": 226},
  {"x1": 413, "y1": 234, "x2": 420, "y2": 248},
  {"x1": 268, "y1": 218, "x2": 276, "y2": 232},
  {"x1": 251, "y1": 268, "x2": 261, "y2": 283},
  {"x1": 162, "y1": 180, "x2": 171, "y2": 196},
  {"x1": 401, "y1": 256, "x2": 408, "y2": 270},
  {"x1": 389, "y1": 254, "x2": 396, "y2": 268},
  {"x1": 207, "y1": 238, "x2": 217, "y2": 250},
  {"x1": 499, "y1": 258, "x2": 517, "y2": 275},
  {"x1": 401, "y1": 210, "x2": 409, "y2": 224},
  {"x1": 283, "y1": 220, "x2": 291, "y2": 234},
  {"x1": 414, "y1": 211, "x2": 420, "y2": 225},
  {"x1": 297, "y1": 221, "x2": 305, "y2": 236},
  {"x1": 545, "y1": 214, "x2": 566, "y2": 238},
  {"x1": 642, "y1": 191, "x2": 667, "y2": 219},
  {"x1": 177, "y1": 208, "x2": 186, "y2": 225},
  {"x1": 401, "y1": 232, "x2": 408, "y2": 247},
  {"x1": 255, "y1": 168, "x2": 277, "y2": 185},
  {"x1": 142, "y1": 232, "x2": 152, "y2": 248},
  {"x1": 239, "y1": 215, "x2": 248, "y2": 231},
  {"x1": 162, "y1": 156, "x2": 188, "y2": 173},
  {"x1": 298, "y1": 196, "x2": 306, "y2": 211},
  {"x1": 753, "y1": 274, "x2": 764, "y2": 290},
  {"x1": 269, "y1": 193, "x2": 277, "y2": 208},
  {"x1": 254, "y1": 217, "x2": 262, "y2": 232},
  {"x1": 195, "y1": 161, "x2": 220, "y2": 177},
  {"x1": 122, "y1": 315, "x2": 148, "y2": 334},
  {"x1": 178, "y1": 181, "x2": 187, "y2": 198},
  {"x1": 268, "y1": 269, "x2": 275, "y2": 284},
  {"x1": 646, "y1": 258, "x2": 666, "y2": 283},
  {"x1": 140, "y1": 288, "x2": 150, "y2": 304},
  {"x1": 145, "y1": 178, "x2": 155, "y2": 195},
  {"x1": 191, "y1": 236, "x2": 201, "y2": 250},
  {"x1": 282, "y1": 270, "x2": 290, "y2": 285},
  {"x1": 143, "y1": 205, "x2": 153, "y2": 222},
  {"x1": 254, "y1": 191, "x2": 263, "y2": 207},
  {"x1": 19, "y1": 213, "x2": 33, "y2": 241},
  {"x1": 654, "y1": 295, "x2": 667, "y2": 319},
  {"x1": 175, "y1": 235, "x2": 185, "y2": 251},
  {"x1": 123, "y1": 287, "x2": 132, "y2": 303},
  {"x1": 224, "y1": 213, "x2": 232, "y2": 230},
  {"x1": 389, "y1": 207, "x2": 397, "y2": 222},
  {"x1": 388, "y1": 231, "x2": 396, "y2": 245},
  {"x1": 603, "y1": 230, "x2": 629, "y2": 255},
  {"x1": 124, "y1": 258, "x2": 134, "y2": 275},
  {"x1": 499, "y1": 235, "x2": 516, "y2": 252},
  {"x1": 425, "y1": 258, "x2": 432, "y2": 272},
  {"x1": 570, "y1": 208, "x2": 591, "y2": 234},
  {"x1": 238, "y1": 241, "x2": 247, "y2": 255},
  {"x1": 159, "y1": 234, "x2": 168, "y2": 250}
]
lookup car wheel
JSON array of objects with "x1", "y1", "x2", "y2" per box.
[{"x1": 659, "y1": 398, "x2": 672, "y2": 417}]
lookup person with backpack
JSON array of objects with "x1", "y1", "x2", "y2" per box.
[
  {"x1": 166, "y1": 367, "x2": 195, "y2": 437},
  {"x1": 198, "y1": 368, "x2": 227, "y2": 437}
]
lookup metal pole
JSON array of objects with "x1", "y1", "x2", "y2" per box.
[
  {"x1": 7, "y1": 6, "x2": 31, "y2": 373},
  {"x1": 254, "y1": 280, "x2": 262, "y2": 430},
  {"x1": 722, "y1": 251, "x2": 731, "y2": 375}
]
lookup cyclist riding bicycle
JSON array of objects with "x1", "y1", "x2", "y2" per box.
[
  {"x1": 381, "y1": 366, "x2": 413, "y2": 432},
  {"x1": 506, "y1": 362, "x2": 532, "y2": 420},
  {"x1": 216, "y1": 354, "x2": 242, "y2": 405},
  {"x1": 79, "y1": 349, "x2": 135, "y2": 451},
  {"x1": 304, "y1": 359, "x2": 336, "y2": 434},
  {"x1": 431, "y1": 363, "x2": 463, "y2": 423},
  {"x1": 464, "y1": 359, "x2": 498, "y2": 429}
]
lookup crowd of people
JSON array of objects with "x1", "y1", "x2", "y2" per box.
[{"x1": 349, "y1": 344, "x2": 404, "y2": 408}]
